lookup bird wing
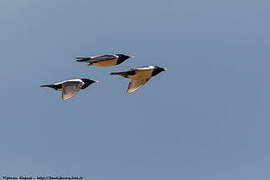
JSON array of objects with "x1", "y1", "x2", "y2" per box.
[
  {"x1": 90, "y1": 55, "x2": 118, "y2": 62},
  {"x1": 127, "y1": 78, "x2": 151, "y2": 94},
  {"x1": 127, "y1": 68, "x2": 154, "y2": 80},
  {"x1": 131, "y1": 66, "x2": 155, "y2": 71},
  {"x1": 62, "y1": 81, "x2": 83, "y2": 100}
]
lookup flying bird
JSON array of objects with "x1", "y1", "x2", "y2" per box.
[
  {"x1": 76, "y1": 54, "x2": 134, "y2": 67},
  {"x1": 110, "y1": 66, "x2": 167, "y2": 93},
  {"x1": 40, "y1": 78, "x2": 98, "y2": 100}
]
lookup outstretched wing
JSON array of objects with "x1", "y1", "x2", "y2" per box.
[
  {"x1": 127, "y1": 78, "x2": 151, "y2": 94},
  {"x1": 62, "y1": 81, "x2": 83, "y2": 100}
]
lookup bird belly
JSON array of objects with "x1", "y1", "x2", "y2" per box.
[{"x1": 93, "y1": 59, "x2": 117, "y2": 67}]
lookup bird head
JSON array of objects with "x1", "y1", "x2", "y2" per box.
[
  {"x1": 116, "y1": 54, "x2": 134, "y2": 61},
  {"x1": 81, "y1": 79, "x2": 98, "y2": 89},
  {"x1": 152, "y1": 66, "x2": 168, "y2": 76}
]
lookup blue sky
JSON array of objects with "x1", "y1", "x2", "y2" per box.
[{"x1": 0, "y1": 0, "x2": 270, "y2": 179}]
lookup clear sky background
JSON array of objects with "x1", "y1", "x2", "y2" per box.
[{"x1": 0, "y1": 0, "x2": 269, "y2": 179}]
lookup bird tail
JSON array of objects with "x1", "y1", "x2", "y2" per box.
[
  {"x1": 76, "y1": 57, "x2": 91, "y2": 62},
  {"x1": 110, "y1": 72, "x2": 126, "y2": 76},
  {"x1": 40, "y1": 84, "x2": 55, "y2": 88}
]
